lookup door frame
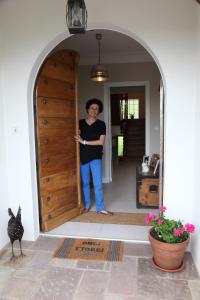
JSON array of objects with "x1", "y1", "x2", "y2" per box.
[
  {"x1": 27, "y1": 25, "x2": 166, "y2": 240},
  {"x1": 103, "y1": 81, "x2": 150, "y2": 183}
]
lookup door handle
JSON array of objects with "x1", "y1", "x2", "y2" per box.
[{"x1": 149, "y1": 185, "x2": 158, "y2": 193}]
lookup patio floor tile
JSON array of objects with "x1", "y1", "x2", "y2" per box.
[
  {"x1": 5, "y1": 240, "x2": 35, "y2": 250},
  {"x1": 168, "y1": 252, "x2": 199, "y2": 280},
  {"x1": 76, "y1": 260, "x2": 105, "y2": 270},
  {"x1": 107, "y1": 257, "x2": 137, "y2": 296},
  {"x1": 1, "y1": 277, "x2": 40, "y2": 300},
  {"x1": 51, "y1": 257, "x2": 77, "y2": 268},
  {"x1": 124, "y1": 243, "x2": 152, "y2": 257},
  {"x1": 137, "y1": 276, "x2": 192, "y2": 300},
  {"x1": 32, "y1": 268, "x2": 82, "y2": 300},
  {"x1": 74, "y1": 270, "x2": 109, "y2": 300},
  {"x1": 138, "y1": 257, "x2": 169, "y2": 278},
  {"x1": 188, "y1": 280, "x2": 200, "y2": 300},
  {"x1": 0, "y1": 237, "x2": 199, "y2": 300},
  {"x1": 31, "y1": 236, "x2": 62, "y2": 252}
]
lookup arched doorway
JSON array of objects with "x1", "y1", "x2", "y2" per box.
[{"x1": 28, "y1": 27, "x2": 166, "y2": 239}]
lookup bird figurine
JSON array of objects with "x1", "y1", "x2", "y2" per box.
[{"x1": 7, "y1": 206, "x2": 24, "y2": 259}]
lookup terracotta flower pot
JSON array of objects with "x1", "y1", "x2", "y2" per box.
[{"x1": 148, "y1": 229, "x2": 189, "y2": 272}]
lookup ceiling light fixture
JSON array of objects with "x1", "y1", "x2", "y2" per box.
[
  {"x1": 66, "y1": 0, "x2": 87, "y2": 34},
  {"x1": 90, "y1": 33, "x2": 109, "y2": 82}
]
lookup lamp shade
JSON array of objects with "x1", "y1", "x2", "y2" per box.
[
  {"x1": 90, "y1": 33, "x2": 109, "y2": 82},
  {"x1": 90, "y1": 64, "x2": 109, "y2": 82},
  {"x1": 66, "y1": 0, "x2": 87, "y2": 34}
]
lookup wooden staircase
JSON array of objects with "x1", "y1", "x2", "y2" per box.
[{"x1": 123, "y1": 119, "x2": 145, "y2": 161}]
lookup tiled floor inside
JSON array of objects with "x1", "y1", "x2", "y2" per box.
[
  {"x1": 0, "y1": 236, "x2": 199, "y2": 300},
  {"x1": 90, "y1": 160, "x2": 158, "y2": 214},
  {"x1": 102, "y1": 160, "x2": 153, "y2": 214}
]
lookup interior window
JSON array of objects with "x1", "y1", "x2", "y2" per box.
[{"x1": 120, "y1": 99, "x2": 139, "y2": 119}]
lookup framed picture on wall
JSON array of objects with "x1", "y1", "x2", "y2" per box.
[
  {"x1": 150, "y1": 154, "x2": 160, "y2": 168},
  {"x1": 153, "y1": 159, "x2": 160, "y2": 175}
]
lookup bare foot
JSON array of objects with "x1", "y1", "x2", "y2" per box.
[{"x1": 97, "y1": 210, "x2": 113, "y2": 216}]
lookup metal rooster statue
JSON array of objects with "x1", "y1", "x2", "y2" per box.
[{"x1": 7, "y1": 206, "x2": 24, "y2": 259}]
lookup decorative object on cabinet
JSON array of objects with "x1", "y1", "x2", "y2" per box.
[
  {"x1": 149, "y1": 153, "x2": 160, "y2": 169},
  {"x1": 136, "y1": 166, "x2": 159, "y2": 208}
]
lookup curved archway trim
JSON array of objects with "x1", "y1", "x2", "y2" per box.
[{"x1": 27, "y1": 24, "x2": 166, "y2": 238}]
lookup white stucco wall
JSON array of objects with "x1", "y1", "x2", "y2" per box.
[
  {"x1": 0, "y1": 7, "x2": 9, "y2": 249},
  {"x1": 192, "y1": 4, "x2": 200, "y2": 273},
  {"x1": 0, "y1": 0, "x2": 199, "y2": 270}
]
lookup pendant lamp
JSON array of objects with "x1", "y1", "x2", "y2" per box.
[{"x1": 90, "y1": 34, "x2": 109, "y2": 82}]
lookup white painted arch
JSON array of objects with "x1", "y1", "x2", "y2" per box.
[{"x1": 27, "y1": 24, "x2": 166, "y2": 238}]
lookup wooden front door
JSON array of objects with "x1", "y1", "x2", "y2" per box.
[{"x1": 35, "y1": 50, "x2": 81, "y2": 232}]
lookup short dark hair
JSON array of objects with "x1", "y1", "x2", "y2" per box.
[{"x1": 85, "y1": 98, "x2": 103, "y2": 114}]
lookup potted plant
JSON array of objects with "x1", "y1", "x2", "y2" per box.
[{"x1": 145, "y1": 206, "x2": 195, "y2": 272}]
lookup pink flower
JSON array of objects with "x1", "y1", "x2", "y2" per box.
[
  {"x1": 159, "y1": 205, "x2": 166, "y2": 212},
  {"x1": 185, "y1": 223, "x2": 195, "y2": 233},
  {"x1": 145, "y1": 216, "x2": 151, "y2": 224},
  {"x1": 173, "y1": 228, "x2": 180, "y2": 237},
  {"x1": 149, "y1": 212, "x2": 157, "y2": 221},
  {"x1": 145, "y1": 212, "x2": 157, "y2": 224},
  {"x1": 179, "y1": 227, "x2": 185, "y2": 235},
  {"x1": 157, "y1": 219, "x2": 164, "y2": 225}
]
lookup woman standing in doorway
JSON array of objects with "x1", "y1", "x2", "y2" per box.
[{"x1": 75, "y1": 98, "x2": 113, "y2": 216}]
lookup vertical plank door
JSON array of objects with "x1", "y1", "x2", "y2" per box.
[{"x1": 35, "y1": 50, "x2": 81, "y2": 232}]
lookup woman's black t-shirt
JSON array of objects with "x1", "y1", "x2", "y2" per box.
[{"x1": 79, "y1": 119, "x2": 106, "y2": 164}]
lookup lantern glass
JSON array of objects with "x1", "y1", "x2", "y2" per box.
[{"x1": 66, "y1": 0, "x2": 87, "y2": 34}]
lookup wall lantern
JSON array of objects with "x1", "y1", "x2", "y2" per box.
[
  {"x1": 90, "y1": 33, "x2": 109, "y2": 82},
  {"x1": 66, "y1": 0, "x2": 87, "y2": 34}
]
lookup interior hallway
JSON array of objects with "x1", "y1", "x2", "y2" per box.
[
  {"x1": 89, "y1": 160, "x2": 158, "y2": 214},
  {"x1": 0, "y1": 237, "x2": 199, "y2": 300},
  {"x1": 102, "y1": 160, "x2": 154, "y2": 213},
  {"x1": 47, "y1": 160, "x2": 157, "y2": 240}
]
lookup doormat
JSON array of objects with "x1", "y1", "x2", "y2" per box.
[
  {"x1": 53, "y1": 238, "x2": 123, "y2": 261},
  {"x1": 72, "y1": 212, "x2": 149, "y2": 226}
]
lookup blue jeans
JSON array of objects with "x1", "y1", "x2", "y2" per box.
[{"x1": 80, "y1": 159, "x2": 105, "y2": 212}]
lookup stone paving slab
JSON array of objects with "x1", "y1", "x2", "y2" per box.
[
  {"x1": 188, "y1": 280, "x2": 200, "y2": 300},
  {"x1": 0, "y1": 238, "x2": 199, "y2": 300}
]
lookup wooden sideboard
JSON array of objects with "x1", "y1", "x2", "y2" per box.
[{"x1": 136, "y1": 166, "x2": 159, "y2": 208}]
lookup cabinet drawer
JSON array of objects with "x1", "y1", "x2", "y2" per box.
[{"x1": 139, "y1": 178, "x2": 159, "y2": 207}]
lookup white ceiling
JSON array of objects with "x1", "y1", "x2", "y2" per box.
[{"x1": 54, "y1": 29, "x2": 153, "y2": 65}]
